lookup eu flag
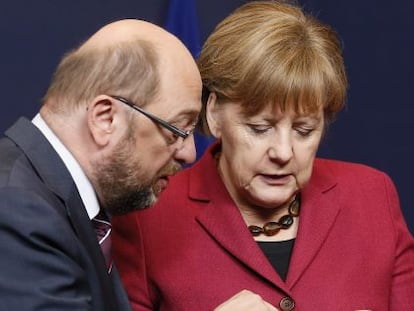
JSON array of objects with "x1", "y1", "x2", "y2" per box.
[{"x1": 165, "y1": 0, "x2": 214, "y2": 161}]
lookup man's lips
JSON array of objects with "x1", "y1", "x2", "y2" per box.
[
  {"x1": 157, "y1": 176, "x2": 169, "y2": 191},
  {"x1": 154, "y1": 164, "x2": 182, "y2": 194}
]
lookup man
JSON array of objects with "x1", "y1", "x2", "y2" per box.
[{"x1": 0, "y1": 19, "x2": 201, "y2": 310}]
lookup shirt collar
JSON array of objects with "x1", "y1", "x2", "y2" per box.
[{"x1": 32, "y1": 113, "x2": 100, "y2": 220}]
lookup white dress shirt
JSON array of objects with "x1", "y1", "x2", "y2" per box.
[{"x1": 32, "y1": 113, "x2": 100, "y2": 220}]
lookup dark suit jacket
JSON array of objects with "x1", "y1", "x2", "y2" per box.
[
  {"x1": 113, "y1": 143, "x2": 414, "y2": 311},
  {"x1": 0, "y1": 117, "x2": 131, "y2": 311}
]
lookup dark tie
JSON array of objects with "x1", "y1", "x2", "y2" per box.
[{"x1": 92, "y1": 210, "x2": 113, "y2": 273}]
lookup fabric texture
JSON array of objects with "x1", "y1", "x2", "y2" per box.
[
  {"x1": 0, "y1": 117, "x2": 131, "y2": 311},
  {"x1": 92, "y1": 210, "x2": 113, "y2": 272},
  {"x1": 113, "y1": 142, "x2": 414, "y2": 311}
]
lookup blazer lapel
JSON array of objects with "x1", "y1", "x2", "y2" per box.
[
  {"x1": 196, "y1": 202, "x2": 286, "y2": 288},
  {"x1": 287, "y1": 160, "x2": 341, "y2": 288},
  {"x1": 191, "y1": 147, "x2": 289, "y2": 291},
  {"x1": 190, "y1": 145, "x2": 342, "y2": 293}
]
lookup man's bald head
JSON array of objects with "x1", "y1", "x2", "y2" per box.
[
  {"x1": 81, "y1": 19, "x2": 187, "y2": 54},
  {"x1": 42, "y1": 19, "x2": 197, "y2": 114}
]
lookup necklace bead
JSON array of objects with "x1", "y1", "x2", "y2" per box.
[{"x1": 248, "y1": 195, "x2": 301, "y2": 237}]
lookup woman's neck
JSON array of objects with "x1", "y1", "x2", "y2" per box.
[{"x1": 238, "y1": 196, "x2": 300, "y2": 242}]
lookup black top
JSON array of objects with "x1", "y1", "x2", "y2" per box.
[{"x1": 257, "y1": 239, "x2": 295, "y2": 281}]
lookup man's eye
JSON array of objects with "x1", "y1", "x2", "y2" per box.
[
  {"x1": 186, "y1": 122, "x2": 197, "y2": 135},
  {"x1": 164, "y1": 132, "x2": 180, "y2": 145}
]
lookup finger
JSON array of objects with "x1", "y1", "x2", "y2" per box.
[{"x1": 264, "y1": 300, "x2": 279, "y2": 310}]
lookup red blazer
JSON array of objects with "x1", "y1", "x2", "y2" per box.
[{"x1": 112, "y1": 145, "x2": 414, "y2": 311}]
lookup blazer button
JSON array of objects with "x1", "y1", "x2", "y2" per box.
[{"x1": 279, "y1": 296, "x2": 295, "y2": 311}]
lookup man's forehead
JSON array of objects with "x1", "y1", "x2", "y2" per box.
[
  {"x1": 151, "y1": 102, "x2": 200, "y2": 123},
  {"x1": 151, "y1": 78, "x2": 202, "y2": 122},
  {"x1": 81, "y1": 19, "x2": 176, "y2": 52}
]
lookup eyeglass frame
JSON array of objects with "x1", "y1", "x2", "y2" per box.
[{"x1": 108, "y1": 95, "x2": 193, "y2": 139}]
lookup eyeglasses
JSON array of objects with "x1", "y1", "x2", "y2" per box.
[{"x1": 108, "y1": 95, "x2": 193, "y2": 139}]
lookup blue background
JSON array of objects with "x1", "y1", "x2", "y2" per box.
[{"x1": 1, "y1": 0, "x2": 412, "y2": 233}]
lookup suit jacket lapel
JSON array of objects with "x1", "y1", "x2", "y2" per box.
[
  {"x1": 110, "y1": 266, "x2": 132, "y2": 310},
  {"x1": 5, "y1": 117, "x2": 119, "y2": 310},
  {"x1": 6, "y1": 117, "x2": 75, "y2": 201},
  {"x1": 66, "y1": 186, "x2": 118, "y2": 311}
]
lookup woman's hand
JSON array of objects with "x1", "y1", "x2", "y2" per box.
[{"x1": 214, "y1": 290, "x2": 279, "y2": 311}]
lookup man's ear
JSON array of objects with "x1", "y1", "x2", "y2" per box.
[
  {"x1": 87, "y1": 95, "x2": 118, "y2": 147},
  {"x1": 206, "y1": 92, "x2": 222, "y2": 138}
]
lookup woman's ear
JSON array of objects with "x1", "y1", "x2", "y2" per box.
[
  {"x1": 87, "y1": 95, "x2": 118, "y2": 147},
  {"x1": 206, "y1": 92, "x2": 222, "y2": 138}
]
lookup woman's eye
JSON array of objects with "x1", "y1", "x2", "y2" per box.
[
  {"x1": 247, "y1": 124, "x2": 271, "y2": 134},
  {"x1": 295, "y1": 127, "x2": 314, "y2": 137}
]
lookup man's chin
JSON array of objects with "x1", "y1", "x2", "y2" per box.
[
  {"x1": 104, "y1": 189, "x2": 157, "y2": 215},
  {"x1": 144, "y1": 191, "x2": 158, "y2": 207}
]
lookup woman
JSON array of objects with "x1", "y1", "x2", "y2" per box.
[{"x1": 112, "y1": 1, "x2": 414, "y2": 310}]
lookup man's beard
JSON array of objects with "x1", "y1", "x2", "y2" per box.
[{"x1": 92, "y1": 131, "x2": 181, "y2": 215}]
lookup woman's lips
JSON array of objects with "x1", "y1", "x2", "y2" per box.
[{"x1": 260, "y1": 173, "x2": 292, "y2": 185}]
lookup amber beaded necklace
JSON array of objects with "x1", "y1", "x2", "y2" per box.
[
  {"x1": 248, "y1": 194, "x2": 300, "y2": 237},
  {"x1": 214, "y1": 150, "x2": 301, "y2": 237}
]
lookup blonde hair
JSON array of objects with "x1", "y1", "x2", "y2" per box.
[
  {"x1": 43, "y1": 39, "x2": 159, "y2": 113},
  {"x1": 198, "y1": 0, "x2": 347, "y2": 134}
]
